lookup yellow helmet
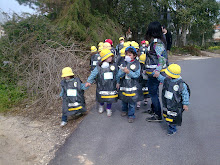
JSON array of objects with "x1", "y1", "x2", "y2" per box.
[
  {"x1": 98, "y1": 46, "x2": 103, "y2": 52},
  {"x1": 120, "y1": 47, "x2": 126, "y2": 57},
  {"x1": 100, "y1": 49, "x2": 114, "y2": 61},
  {"x1": 131, "y1": 41, "x2": 139, "y2": 49},
  {"x1": 124, "y1": 42, "x2": 131, "y2": 47},
  {"x1": 103, "y1": 42, "x2": 111, "y2": 50},
  {"x1": 139, "y1": 54, "x2": 146, "y2": 64},
  {"x1": 98, "y1": 42, "x2": 104, "y2": 47},
  {"x1": 145, "y1": 41, "x2": 149, "y2": 45},
  {"x1": 119, "y1": 37, "x2": 124, "y2": 41},
  {"x1": 61, "y1": 67, "x2": 74, "y2": 77},
  {"x1": 165, "y1": 64, "x2": 181, "y2": 79},
  {"x1": 91, "y1": 46, "x2": 97, "y2": 52}
]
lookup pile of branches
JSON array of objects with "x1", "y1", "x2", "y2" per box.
[{"x1": 17, "y1": 41, "x2": 91, "y2": 116}]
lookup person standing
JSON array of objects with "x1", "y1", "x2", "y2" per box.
[
  {"x1": 162, "y1": 25, "x2": 172, "y2": 54},
  {"x1": 145, "y1": 21, "x2": 168, "y2": 122},
  {"x1": 116, "y1": 37, "x2": 125, "y2": 57}
]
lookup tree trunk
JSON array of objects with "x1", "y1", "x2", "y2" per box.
[
  {"x1": 202, "y1": 32, "x2": 205, "y2": 47},
  {"x1": 180, "y1": 25, "x2": 187, "y2": 47}
]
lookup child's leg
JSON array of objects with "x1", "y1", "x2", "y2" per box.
[
  {"x1": 61, "y1": 114, "x2": 67, "y2": 122},
  {"x1": 98, "y1": 102, "x2": 104, "y2": 113},
  {"x1": 106, "y1": 103, "x2": 112, "y2": 109},
  {"x1": 136, "y1": 101, "x2": 141, "y2": 109},
  {"x1": 121, "y1": 101, "x2": 128, "y2": 116},
  {"x1": 106, "y1": 103, "x2": 112, "y2": 117},
  {"x1": 168, "y1": 124, "x2": 177, "y2": 135},
  {"x1": 128, "y1": 102, "x2": 136, "y2": 119}
]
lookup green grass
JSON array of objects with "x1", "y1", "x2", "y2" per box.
[{"x1": 0, "y1": 84, "x2": 26, "y2": 112}]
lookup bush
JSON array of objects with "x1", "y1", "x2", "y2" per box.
[
  {"x1": 171, "y1": 45, "x2": 201, "y2": 56},
  {"x1": 208, "y1": 46, "x2": 220, "y2": 50}
]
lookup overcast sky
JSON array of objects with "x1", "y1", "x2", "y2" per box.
[{"x1": 0, "y1": 0, "x2": 36, "y2": 14}]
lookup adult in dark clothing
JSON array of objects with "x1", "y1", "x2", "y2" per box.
[{"x1": 162, "y1": 25, "x2": 172, "y2": 52}]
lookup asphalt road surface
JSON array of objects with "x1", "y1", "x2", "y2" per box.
[{"x1": 50, "y1": 57, "x2": 220, "y2": 165}]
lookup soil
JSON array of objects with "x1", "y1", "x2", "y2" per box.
[{"x1": 0, "y1": 52, "x2": 219, "y2": 165}]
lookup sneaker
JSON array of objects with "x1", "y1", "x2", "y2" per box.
[
  {"x1": 98, "y1": 105, "x2": 104, "y2": 114},
  {"x1": 128, "y1": 118, "x2": 134, "y2": 123},
  {"x1": 106, "y1": 109, "x2": 112, "y2": 117},
  {"x1": 167, "y1": 131, "x2": 177, "y2": 136},
  {"x1": 136, "y1": 102, "x2": 141, "y2": 110},
  {"x1": 144, "y1": 99, "x2": 148, "y2": 106},
  {"x1": 60, "y1": 121, "x2": 67, "y2": 127},
  {"x1": 121, "y1": 111, "x2": 127, "y2": 117},
  {"x1": 146, "y1": 114, "x2": 162, "y2": 122}
]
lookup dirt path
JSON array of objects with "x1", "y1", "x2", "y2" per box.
[{"x1": 0, "y1": 51, "x2": 219, "y2": 165}]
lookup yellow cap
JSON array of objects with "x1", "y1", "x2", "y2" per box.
[
  {"x1": 61, "y1": 67, "x2": 74, "y2": 77},
  {"x1": 91, "y1": 46, "x2": 97, "y2": 52},
  {"x1": 100, "y1": 49, "x2": 114, "y2": 61},
  {"x1": 103, "y1": 42, "x2": 111, "y2": 50},
  {"x1": 120, "y1": 47, "x2": 126, "y2": 57},
  {"x1": 131, "y1": 42, "x2": 139, "y2": 49},
  {"x1": 139, "y1": 54, "x2": 146, "y2": 64},
  {"x1": 98, "y1": 42, "x2": 104, "y2": 47},
  {"x1": 124, "y1": 42, "x2": 131, "y2": 47},
  {"x1": 165, "y1": 64, "x2": 181, "y2": 79},
  {"x1": 119, "y1": 37, "x2": 124, "y2": 41},
  {"x1": 145, "y1": 41, "x2": 149, "y2": 45}
]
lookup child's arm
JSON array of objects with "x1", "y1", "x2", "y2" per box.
[
  {"x1": 122, "y1": 63, "x2": 140, "y2": 78},
  {"x1": 81, "y1": 83, "x2": 89, "y2": 90},
  {"x1": 59, "y1": 87, "x2": 64, "y2": 97},
  {"x1": 116, "y1": 69, "x2": 125, "y2": 83},
  {"x1": 85, "y1": 66, "x2": 98, "y2": 87},
  {"x1": 182, "y1": 83, "x2": 190, "y2": 111},
  {"x1": 156, "y1": 74, "x2": 166, "y2": 83}
]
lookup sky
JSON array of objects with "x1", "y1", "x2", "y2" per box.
[
  {"x1": 0, "y1": 0, "x2": 37, "y2": 23},
  {"x1": 0, "y1": 0, "x2": 36, "y2": 14}
]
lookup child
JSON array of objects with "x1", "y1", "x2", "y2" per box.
[
  {"x1": 140, "y1": 40, "x2": 146, "y2": 55},
  {"x1": 116, "y1": 46, "x2": 143, "y2": 123},
  {"x1": 60, "y1": 67, "x2": 88, "y2": 127},
  {"x1": 90, "y1": 46, "x2": 101, "y2": 71},
  {"x1": 153, "y1": 64, "x2": 190, "y2": 135},
  {"x1": 136, "y1": 53, "x2": 149, "y2": 109},
  {"x1": 85, "y1": 49, "x2": 118, "y2": 117}
]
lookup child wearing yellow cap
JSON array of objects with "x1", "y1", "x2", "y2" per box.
[
  {"x1": 85, "y1": 49, "x2": 118, "y2": 117},
  {"x1": 90, "y1": 46, "x2": 101, "y2": 71},
  {"x1": 153, "y1": 63, "x2": 190, "y2": 135},
  {"x1": 116, "y1": 37, "x2": 125, "y2": 58},
  {"x1": 136, "y1": 53, "x2": 150, "y2": 110},
  {"x1": 59, "y1": 67, "x2": 89, "y2": 127}
]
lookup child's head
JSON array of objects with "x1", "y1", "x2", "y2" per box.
[
  {"x1": 119, "y1": 37, "x2": 125, "y2": 44},
  {"x1": 125, "y1": 46, "x2": 137, "y2": 61},
  {"x1": 105, "y1": 39, "x2": 113, "y2": 46},
  {"x1": 61, "y1": 67, "x2": 74, "y2": 80},
  {"x1": 145, "y1": 21, "x2": 163, "y2": 41},
  {"x1": 91, "y1": 46, "x2": 97, "y2": 53},
  {"x1": 103, "y1": 42, "x2": 111, "y2": 50},
  {"x1": 100, "y1": 49, "x2": 114, "y2": 63},
  {"x1": 165, "y1": 64, "x2": 181, "y2": 79},
  {"x1": 141, "y1": 40, "x2": 146, "y2": 47}
]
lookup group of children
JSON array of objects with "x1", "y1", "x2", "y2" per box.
[{"x1": 60, "y1": 21, "x2": 190, "y2": 136}]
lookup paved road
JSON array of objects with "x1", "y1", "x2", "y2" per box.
[{"x1": 50, "y1": 58, "x2": 220, "y2": 165}]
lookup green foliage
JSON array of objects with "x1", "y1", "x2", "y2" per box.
[
  {"x1": 171, "y1": 46, "x2": 201, "y2": 56},
  {"x1": 208, "y1": 46, "x2": 220, "y2": 50},
  {"x1": 0, "y1": 84, "x2": 26, "y2": 112}
]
